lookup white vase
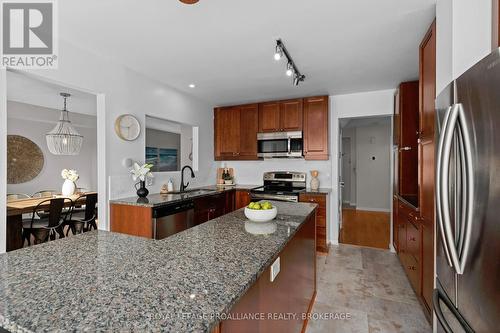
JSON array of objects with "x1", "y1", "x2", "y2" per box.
[
  {"x1": 310, "y1": 170, "x2": 320, "y2": 191},
  {"x1": 62, "y1": 179, "x2": 76, "y2": 196}
]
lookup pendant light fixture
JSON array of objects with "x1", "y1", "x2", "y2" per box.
[{"x1": 46, "y1": 93, "x2": 83, "y2": 155}]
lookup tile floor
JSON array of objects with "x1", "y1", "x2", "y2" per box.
[{"x1": 306, "y1": 244, "x2": 431, "y2": 333}]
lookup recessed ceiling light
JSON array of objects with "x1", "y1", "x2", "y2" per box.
[{"x1": 189, "y1": 84, "x2": 196, "y2": 88}]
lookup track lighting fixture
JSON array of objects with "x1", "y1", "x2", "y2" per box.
[{"x1": 273, "y1": 39, "x2": 305, "y2": 86}]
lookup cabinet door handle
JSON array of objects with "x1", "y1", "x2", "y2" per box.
[
  {"x1": 408, "y1": 266, "x2": 416, "y2": 271},
  {"x1": 409, "y1": 237, "x2": 416, "y2": 242}
]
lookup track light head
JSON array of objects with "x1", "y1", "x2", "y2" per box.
[
  {"x1": 274, "y1": 45, "x2": 283, "y2": 61},
  {"x1": 293, "y1": 74, "x2": 305, "y2": 86},
  {"x1": 286, "y1": 62, "x2": 294, "y2": 76}
]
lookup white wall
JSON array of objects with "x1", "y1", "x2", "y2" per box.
[
  {"x1": 330, "y1": 89, "x2": 395, "y2": 244},
  {"x1": 436, "y1": 0, "x2": 494, "y2": 94},
  {"x1": 219, "y1": 160, "x2": 331, "y2": 188},
  {"x1": 7, "y1": 101, "x2": 97, "y2": 195},
  {"x1": 354, "y1": 121, "x2": 391, "y2": 211},
  {"x1": 4, "y1": 39, "x2": 216, "y2": 234}
]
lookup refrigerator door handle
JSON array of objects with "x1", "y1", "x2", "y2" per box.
[
  {"x1": 436, "y1": 105, "x2": 454, "y2": 267},
  {"x1": 433, "y1": 284, "x2": 475, "y2": 333},
  {"x1": 456, "y1": 103, "x2": 475, "y2": 273},
  {"x1": 440, "y1": 103, "x2": 475, "y2": 275}
]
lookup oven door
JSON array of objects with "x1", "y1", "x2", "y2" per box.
[{"x1": 250, "y1": 193, "x2": 298, "y2": 203}]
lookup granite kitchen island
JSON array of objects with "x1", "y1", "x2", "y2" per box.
[{"x1": 0, "y1": 201, "x2": 317, "y2": 333}]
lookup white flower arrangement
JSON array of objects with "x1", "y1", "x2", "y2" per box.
[
  {"x1": 130, "y1": 162, "x2": 154, "y2": 182},
  {"x1": 61, "y1": 169, "x2": 79, "y2": 182}
]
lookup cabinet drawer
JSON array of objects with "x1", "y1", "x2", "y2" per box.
[
  {"x1": 406, "y1": 220, "x2": 420, "y2": 262},
  {"x1": 316, "y1": 215, "x2": 326, "y2": 227},
  {"x1": 300, "y1": 194, "x2": 326, "y2": 205},
  {"x1": 405, "y1": 254, "x2": 421, "y2": 294}
]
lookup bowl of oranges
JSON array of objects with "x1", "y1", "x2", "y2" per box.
[{"x1": 244, "y1": 201, "x2": 277, "y2": 222}]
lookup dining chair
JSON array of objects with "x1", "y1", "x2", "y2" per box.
[
  {"x1": 7, "y1": 193, "x2": 31, "y2": 202},
  {"x1": 32, "y1": 190, "x2": 58, "y2": 198},
  {"x1": 22, "y1": 198, "x2": 73, "y2": 246},
  {"x1": 66, "y1": 193, "x2": 98, "y2": 235}
]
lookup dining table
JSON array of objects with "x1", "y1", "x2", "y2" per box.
[{"x1": 6, "y1": 192, "x2": 97, "y2": 251}]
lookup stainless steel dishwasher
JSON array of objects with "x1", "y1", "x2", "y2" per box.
[{"x1": 152, "y1": 201, "x2": 195, "y2": 240}]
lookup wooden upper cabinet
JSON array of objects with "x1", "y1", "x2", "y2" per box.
[
  {"x1": 214, "y1": 106, "x2": 240, "y2": 159},
  {"x1": 303, "y1": 96, "x2": 329, "y2": 160},
  {"x1": 238, "y1": 104, "x2": 259, "y2": 159},
  {"x1": 258, "y1": 101, "x2": 280, "y2": 132},
  {"x1": 396, "y1": 81, "x2": 419, "y2": 201},
  {"x1": 280, "y1": 99, "x2": 303, "y2": 131},
  {"x1": 419, "y1": 21, "x2": 437, "y2": 141},
  {"x1": 258, "y1": 99, "x2": 303, "y2": 132},
  {"x1": 214, "y1": 104, "x2": 258, "y2": 160}
]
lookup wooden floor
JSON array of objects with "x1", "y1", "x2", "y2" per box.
[{"x1": 339, "y1": 208, "x2": 390, "y2": 249}]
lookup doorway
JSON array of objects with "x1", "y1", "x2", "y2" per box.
[
  {"x1": 338, "y1": 116, "x2": 392, "y2": 249},
  {"x1": 1, "y1": 70, "x2": 106, "y2": 253}
]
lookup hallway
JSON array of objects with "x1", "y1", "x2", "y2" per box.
[
  {"x1": 340, "y1": 208, "x2": 390, "y2": 249},
  {"x1": 307, "y1": 244, "x2": 431, "y2": 333}
]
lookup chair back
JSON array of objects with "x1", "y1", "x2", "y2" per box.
[
  {"x1": 32, "y1": 190, "x2": 58, "y2": 198},
  {"x1": 30, "y1": 198, "x2": 73, "y2": 229},
  {"x1": 73, "y1": 193, "x2": 98, "y2": 222},
  {"x1": 7, "y1": 193, "x2": 31, "y2": 202}
]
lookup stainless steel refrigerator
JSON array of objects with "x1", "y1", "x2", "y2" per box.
[{"x1": 434, "y1": 49, "x2": 500, "y2": 332}]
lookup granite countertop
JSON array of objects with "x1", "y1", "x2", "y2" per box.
[
  {"x1": 110, "y1": 185, "x2": 261, "y2": 208},
  {"x1": 0, "y1": 201, "x2": 317, "y2": 333},
  {"x1": 110, "y1": 185, "x2": 330, "y2": 209}
]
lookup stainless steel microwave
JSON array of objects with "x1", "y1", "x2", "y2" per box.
[{"x1": 257, "y1": 131, "x2": 303, "y2": 158}]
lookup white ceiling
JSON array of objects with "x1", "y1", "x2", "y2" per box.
[
  {"x1": 59, "y1": 0, "x2": 435, "y2": 106},
  {"x1": 7, "y1": 71, "x2": 97, "y2": 116}
]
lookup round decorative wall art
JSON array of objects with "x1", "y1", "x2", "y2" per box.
[{"x1": 7, "y1": 135, "x2": 45, "y2": 184}]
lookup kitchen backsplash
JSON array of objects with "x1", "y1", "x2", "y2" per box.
[{"x1": 217, "y1": 160, "x2": 332, "y2": 188}]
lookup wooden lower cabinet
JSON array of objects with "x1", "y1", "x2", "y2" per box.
[
  {"x1": 299, "y1": 193, "x2": 328, "y2": 253},
  {"x1": 396, "y1": 198, "x2": 421, "y2": 295},
  {"x1": 235, "y1": 190, "x2": 251, "y2": 209},
  {"x1": 421, "y1": 218, "x2": 433, "y2": 314},
  {"x1": 218, "y1": 210, "x2": 316, "y2": 333},
  {"x1": 193, "y1": 193, "x2": 226, "y2": 225}
]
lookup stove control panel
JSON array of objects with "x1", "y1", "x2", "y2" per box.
[{"x1": 263, "y1": 171, "x2": 306, "y2": 182}]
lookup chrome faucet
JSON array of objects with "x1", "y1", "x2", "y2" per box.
[{"x1": 180, "y1": 165, "x2": 195, "y2": 192}]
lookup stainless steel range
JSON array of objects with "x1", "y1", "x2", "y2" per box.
[{"x1": 250, "y1": 171, "x2": 306, "y2": 202}]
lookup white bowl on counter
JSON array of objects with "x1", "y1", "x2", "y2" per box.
[{"x1": 244, "y1": 206, "x2": 277, "y2": 222}]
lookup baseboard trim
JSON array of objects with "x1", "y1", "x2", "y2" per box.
[{"x1": 355, "y1": 206, "x2": 391, "y2": 213}]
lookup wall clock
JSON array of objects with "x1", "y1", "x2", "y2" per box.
[{"x1": 115, "y1": 114, "x2": 141, "y2": 141}]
